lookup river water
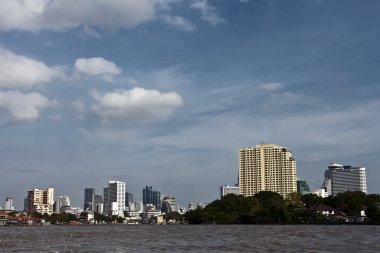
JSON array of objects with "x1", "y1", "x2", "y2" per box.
[{"x1": 1, "y1": 224, "x2": 380, "y2": 252}]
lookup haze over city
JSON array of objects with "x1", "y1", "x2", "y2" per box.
[{"x1": 0, "y1": 0, "x2": 380, "y2": 210}]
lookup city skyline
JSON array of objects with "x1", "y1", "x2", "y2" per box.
[
  {"x1": 1, "y1": 0, "x2": 380, "y2": 209},
  {"x1": 0, "y1": 154, "x2": 370, "y2": 210}
]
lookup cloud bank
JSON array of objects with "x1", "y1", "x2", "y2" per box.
[{"x1": 0, "y1": 0, "x2": 158, "y2": 31}]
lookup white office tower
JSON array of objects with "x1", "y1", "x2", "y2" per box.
[
  {"x1": 161, "y1": 195, "x2": 178, "y2": 213},
  {"x1": 322, "y1": 163, "x2": 367, "y2": 196},
  {"x1": 57, "y1": 196, "x2": 71, "y2": 213},
  {"x1": 4, "y1": 196, "x2": 14, "y2": 211},
  {"x1": 104, "y1": 180, "x2": 126, "y2": 217}
]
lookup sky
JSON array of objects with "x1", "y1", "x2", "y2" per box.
[{"x1": 0, "y1": 0, "x2": 380, "y2": 210}]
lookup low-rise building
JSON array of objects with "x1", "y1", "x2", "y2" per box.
[{"x1": 220, "y1": 185, "x2": 239, "y2": 199}]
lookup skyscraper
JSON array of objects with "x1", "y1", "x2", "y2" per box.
[
  {"x1": 104, "y1": 180, "x2": 126, "y2": 216},
  {"x1": 26, "y1": 188, "x2": 54, "y2": 215},
  {"x1": 238, "y1": 144, "x2": 297, "y2": 198},
  {"x1": 321, "y1": 163, "x2": 367, "y2": 196},
  {"x1": 297, "y1": 180, "x2": 310, "y2": 195},
  {"x1": 143, "y1": 186, "x2": 161, "y2": 210},
  {"x1": 84, "y1": 188, "x2": 95, "y2": 211},
  {"x1": 94, "y1": 195, "x2": 103, "y2": 206},
  {"x1": 125, "y1": 192, "x2": 133, "y2": 204}
]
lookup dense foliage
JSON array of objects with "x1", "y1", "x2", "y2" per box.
[
  {"x1": 184, "y1": 191, "x2": 380, "y2": 224},
  {"x1": 164, "y1": 211, "x2": 183, "y2": 223},
  {"x1": 31, "y1": 212, "x2": 78, "y2": 223}
]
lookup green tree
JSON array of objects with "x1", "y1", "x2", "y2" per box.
[
  {"x1": 164, "y1": 211, "x2": 183, "y2": 223},
  {"x1": 301, "y1": 193, "x2": 323, "y2": 208},
  {"x1": 332, "y1": 191, "x2": 368, "y2": 216},
  {"x1": 254, "y1": 191, "x2": 288, "y2": 223},
  {"x1": 184, "y1": 208, "x2": 203, "y2": 224}
]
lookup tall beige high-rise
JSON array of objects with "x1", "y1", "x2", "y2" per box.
[
  {"x1": 27, "y1": 188, "x2": 54, "y2": 215},
  {"x1": 238, "y1": 144, "x2": 297, "y2": 198}
]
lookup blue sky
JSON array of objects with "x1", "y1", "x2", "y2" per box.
[{"x1": 0, "y1": 0, "x2": 380, "y2": 209}]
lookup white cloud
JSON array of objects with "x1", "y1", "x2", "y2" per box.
[
  {"x1": 91, "y1": 87, "x2": 183, "y2": 122},
  {"x1": 259, "y1": 82, "x2": 285, "y2": 92},
  {"x1": 74, "y1": 57, "x2": 122, "y2": 82},
  {"x1": 0, "y1": 0, "x2": 179, "y2": 32},
  {"x1": 0, "y1": 47, "x2": 62, "y2": 89},
  {"x1": 161, "y1": 15, "x2": 197, "y2": 32},
  {"x1": 190, "y1": 0, "x2": 226, "y2": 26},
  {"x1": 0, "y1": 90, "x2": 53, "y2": 122}
]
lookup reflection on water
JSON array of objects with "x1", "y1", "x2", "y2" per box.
[{"x1": 1, "y1": 225, "x2": 380, "y2": 252}]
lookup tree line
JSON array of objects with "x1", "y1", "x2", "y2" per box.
[{"x1": 184, "y1": 191, "x2": 380, "y2": 224}]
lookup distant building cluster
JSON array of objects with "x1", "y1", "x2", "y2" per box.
[{"x1": 6, "y1": 180, "x2": 184, "y2": 224}]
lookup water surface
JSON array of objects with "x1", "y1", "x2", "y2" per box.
[{"x1": 1, "y1": 225, "x2": 379, "y2": 252}]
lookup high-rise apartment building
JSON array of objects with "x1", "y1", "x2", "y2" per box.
[
  {"x1": 104, "y1": 180, "x2": 126, "y2": 216},
  {"x1": 143, "y1": 186, "x2": 161, "y2": 210},
  {"x1": 26, "y1": 188, "x2": 54, "y2": 215},
  {"x1": 238, "y1": 144, "x2": 297, "y2": 198},
  {"x1": 321, "y1": 163, "x2": 367, "y2": 196},
  {"x1": 84, "y1": 188, "x2": 95, "y2": 211}
]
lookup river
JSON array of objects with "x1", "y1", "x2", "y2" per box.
[{"x1": 1, "y1": 224, "x2": 380, "y2": 252}]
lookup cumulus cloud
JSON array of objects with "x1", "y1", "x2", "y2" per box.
[
  {"x1": 74, "y1": 57, "x2": 121, "y2": 82},
  {"x1": 0, "y1": 91, "x2": 53, "y2": 122},
  {"x1": 75, "y1": 57, "x2": 121, "y2": 76},
  {"x1": 190, "y1": 0, "x2": 226, "y2": 26},
  {"x1": 0, "y1": 47, "x2": 62, "y2": 89},
  {"x1": 161, "y1": 15, "x2": 197, "y2": 32},
  {"x1": 0, "y1": 0, "x2": 175, "y2": 32},
  {"x1": 91, "y1": 87, "x2": 183, "y2": 122}
]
